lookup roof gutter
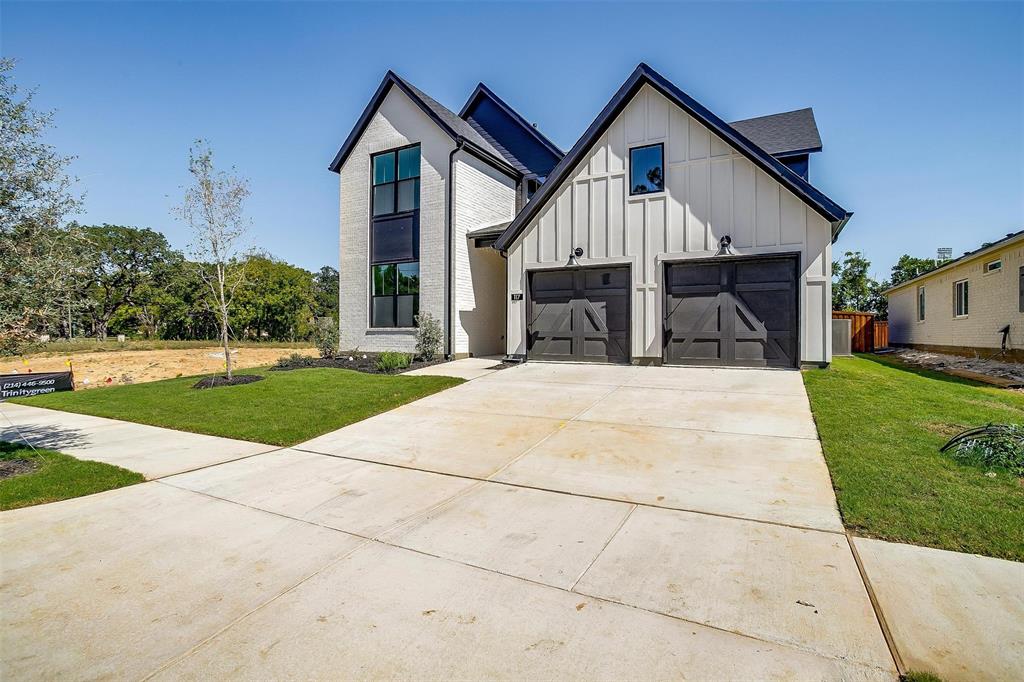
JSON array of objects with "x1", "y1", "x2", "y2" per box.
[
  {"x1": 831, "y1": 212, "x2": 854, "y2": 243},
  {"x1": 445, "y1": 138, "x2": 464, "y2": 359}
]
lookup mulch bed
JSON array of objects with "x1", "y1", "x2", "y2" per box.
[
  {"x1": 271, "y1": 352, "x2": 448, "y2": 375},
  {"x1": 192, "y1": 374, "x2": 265, "y2": 389},
  {"x1": 0, "y1": 458, "x2": 39, "y2": 481}
]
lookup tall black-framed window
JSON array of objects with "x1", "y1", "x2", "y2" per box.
[
  {"x1": 629, "y1": 143, "x2": 664, "y2": 195},
  {"x1": 372, "y1": 262, "x2": 419, "y2": 328},
  {"x1": 370, "y1": 144, "x2": 421, "y2": 328}
]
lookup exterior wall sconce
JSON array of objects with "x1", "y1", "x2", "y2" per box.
[
  {"x1": 716, "y1": 235, "x2": 734, "y2": 256},
  {"x1": 566, "y1": 247, "x2": 584, "y2": 267}
]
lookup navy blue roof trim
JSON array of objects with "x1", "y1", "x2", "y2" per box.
[
  {"x1": 328, "y1": 71, "x2": 520, "y2": 178},
  {"x1": 459, "y1": 83, "x2": 565, "y2": 158},
  {"x1": 494, "y1": 64, "x2": 852, "y2": 252}
]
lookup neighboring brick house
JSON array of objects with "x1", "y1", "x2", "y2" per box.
[
  {"x1": 886, "y1": 230, "x2": 1024, "y2": 361},
  {"x1": 329, "y1": 63, "x2": 853, "y2": 366}
]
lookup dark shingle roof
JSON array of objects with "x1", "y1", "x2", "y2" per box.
[
  {"x1": 396, "y1": 76, "x2": 506, "y2": 162},
  {"x1": 729, "y1": 108, "x2": 822, "y2": 157},
  {"x1": 328, "y1": 71, "x2": 518, "y2": 176}
]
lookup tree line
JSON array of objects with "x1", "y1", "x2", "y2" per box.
[
  {"x1": 57, "y1": 223, "x2": 339, "y2": 343},
  {"x1": 832, "y1": 251, "x2": 941, "y2": 319}
]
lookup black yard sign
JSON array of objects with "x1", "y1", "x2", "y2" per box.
[{"x1": 0, "y1": 371, "x2": 75, "y2": 399}]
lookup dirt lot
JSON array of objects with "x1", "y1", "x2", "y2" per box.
[{"x1": 0, "y1": 346, "x2": 317, "y2": 390}]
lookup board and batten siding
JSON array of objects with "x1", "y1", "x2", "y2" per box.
[
  {"x1": 453, "y1": 154, "x2": 516, "y2": 356},
  {"x1": 505, "y1": 84, "x2": 833, "y2": 363},
  {"x1": 337, "y1": 86, "x2": 454, "y2": 353}
]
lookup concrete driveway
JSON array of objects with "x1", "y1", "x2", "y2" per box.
[{"x1": 1, "y1": 363, "x2": 897, "y2": 680}]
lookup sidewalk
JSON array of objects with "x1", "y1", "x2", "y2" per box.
[{"x1": 0, "y1": 402, "x2": 277, "y2": 479}]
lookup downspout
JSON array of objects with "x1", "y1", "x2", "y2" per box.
[{"x1": 445, "y1": 138, "x2": 464, "y2": 359}]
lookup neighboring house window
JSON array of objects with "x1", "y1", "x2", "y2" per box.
[
  {"x1": 370, "y1": 144, "x2": 421, "y2": 327},
  {"x1": 629, "y1": 144, "x2": 664, "y2": 195},
  {"x1": 984, "y1": 259, "x2": 1002, "y2": 273},
  {"x1": 954, "y1": 279, "x2": 969, "y2": 317},
  {"x1": 917, "y1": 286, "x2": 926, "y2": 322}
]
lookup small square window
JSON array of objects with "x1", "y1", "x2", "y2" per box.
[
  {"x1": 984, "y1": 259, "x2": 1002, "y2": 273},
  {"x1": 629, "y1": 144, "x2": 664, "y2": 195}
]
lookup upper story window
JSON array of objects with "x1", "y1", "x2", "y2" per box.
[
  {"x1": 372, "y1": 144, "x2": 420, "y2": 217},
  {"x1": 917, "y1": 286, "x2": 926, "y2": 322},
  {"x1": 984, "y1": 259, "x2": 1002, "y2": 273},
  {"x1": 629, "y1": 144, "x2": 664, "y2": 195},
  {"x1": 954, "y1": 279, "x2": 969, "y2": 318}
]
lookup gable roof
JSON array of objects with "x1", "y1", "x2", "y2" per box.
[
  {"x1": 884, "y1": 229, "x2": 1024, "y2": 294},
  {"x1": 328, "y1": 71, "x2": 519, "y2": 177},
  {"x1": 729, "y1": 108, "x2": 822, "y2": 157},
  {"x1": 494, "y1": 63, "x2": 852, "y2": 252},
  {"x1": 459, "y1": 83, "x2": 564, "y2": 176}
]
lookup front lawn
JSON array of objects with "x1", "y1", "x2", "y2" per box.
[
  {"x1": 1, "y1": 441, "x2": 144, "y2": 510},
  {"x1": 803, "y1": 355, "x2": 1024, "y2": 561},
  {"x1": 14, "y1": 367, "x2": 463, "y2": 446}
]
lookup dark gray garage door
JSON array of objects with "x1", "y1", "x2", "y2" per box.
[
  {"x1": 664, "y1": 256, "x2": 798, "y2": 368},
  {"x1": 528, "y1": 267, "x2": 630, "y2": 363}
]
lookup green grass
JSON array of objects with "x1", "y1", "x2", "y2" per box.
[
  {"x1": 0, "y1": 441, "x2": 144, "y2": 510},
  {"x1": 902, "y1": 671, "x2": 945, "y2": 682},
  {"x1": 14, "y1": 367, "x2": 463, "y2": 446},
  {"x1": 803, "y1": 355, "x2": 1024, "y2": 561}
]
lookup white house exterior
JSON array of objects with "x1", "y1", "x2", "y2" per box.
[
  {"x1": 330, "y1": 64, "x2": 852, "y2": 367},
  {"x1": 886, "y1": 231, "x2": 1024, "y2": 361}
]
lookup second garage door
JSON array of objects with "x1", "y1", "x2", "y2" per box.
[
  {"x1": 528, "y1": 267, "x2": 630, "y2": 363},
  {"x1": 664, "y1": 256, "x2": 799, "y2": 368}
]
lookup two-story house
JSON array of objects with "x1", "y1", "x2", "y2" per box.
[{"x1": 330, "y1": 63, "x2": 852, "y2": 367}]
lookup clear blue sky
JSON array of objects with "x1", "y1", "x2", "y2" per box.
[{"x1": 4, "y1": 1, "x2": 1022, "y2": 279}]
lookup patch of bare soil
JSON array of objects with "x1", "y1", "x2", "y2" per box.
[
  {"x1": 891, "y1": 349, "x2": 1024, "y2": 384},
  {"x1": 192, "y1": 374, "x2": 265, "y2": 389},
  {"x1": 0, "y1": 347, "x2": 318, "y2": 390},
  {"x1": 0, "y1": 458, "x2": 39, "y2": 480}
]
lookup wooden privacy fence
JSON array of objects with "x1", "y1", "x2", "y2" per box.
[
  {"x1": 874, "y1": 320, "x2": 889, "y2": 350},
  {"x1": 832, "y1": 311, "x2": 887, "y2": 353}
]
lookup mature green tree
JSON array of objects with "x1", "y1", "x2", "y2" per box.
[
  {"x1": 231, "y1": 255, "x2": 315, "y2": 341},
  {"x1": 79, "y1": 224, "x2": 180, "y2": 339},
  {"x1": 313, "y1": 265, "x2": 339, "y2": 322},
  {"x1": 0, "y1": 58, "x2": 85, "y2": 355},
  {"x1": 833, "y1": 251, "x2": 888, "y2": 316},
  {"x1": 889, "y1": 254, "x2": 938, "y2": 287}
]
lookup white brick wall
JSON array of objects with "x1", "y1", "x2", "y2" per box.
[
  {"x1": 453, "y1": 154, "x2": 516, "y2": 355},
  {"x1": 337, "y1": 87, "x2": 454, "y2": 353},
  {"x1": 888, "y1": 239, "x2": 1024, "y2": 350}
]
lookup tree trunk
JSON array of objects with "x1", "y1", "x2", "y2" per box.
[{"x1": 219, "y1": 270, "x2": 233, "y2": 379}]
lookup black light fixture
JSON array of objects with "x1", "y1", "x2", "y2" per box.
[
  {"x1": 716, "y1": 235, "x2": 734, "y2": 256},
  {"x1": 566, "y1": 247, "x2": 584, "y2": 267}
]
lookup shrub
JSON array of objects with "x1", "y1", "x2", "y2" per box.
[
  {"x1": 275, "y1": 352, "x2": 317, "y2": 369},
  {"x1": 375, "y1": 351, "x2": 411, "y2": 372},
  {"x1": 312, "y1": 317, "x2": 339, "y2": 359},
  {"x1": 414, "y1": 312, "x2": 443, "y2": 361},
  {"x1": 941, "y1": 423, "x2": 1024, "y2": 476}
]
